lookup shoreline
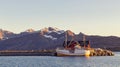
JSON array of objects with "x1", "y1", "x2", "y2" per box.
[
  {"x1": 0, "y1": 50, "x2": 55, "y2": 56},
  {"x1": 0, "y1": 48, "x2": 115, "y2": 56}
]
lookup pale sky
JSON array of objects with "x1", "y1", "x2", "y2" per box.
[{"x1": 0, "y1": 0, "x2": 120, "y2": 36}]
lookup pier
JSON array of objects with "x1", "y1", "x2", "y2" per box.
[{"x1": 0, "y1": 50, "x2": 55, "y2": 56}]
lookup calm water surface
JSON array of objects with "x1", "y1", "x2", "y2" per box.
[{"x1": 0, "y1": 52, "x2": 120, "y2": 67}]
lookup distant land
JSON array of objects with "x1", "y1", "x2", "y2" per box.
[{"x1": 0, "y1": 27, "x2": 120, "y2": 51}]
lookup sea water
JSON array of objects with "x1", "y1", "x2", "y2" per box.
[{"x1": 0, "y1": 52, "x2": 120, "y2": 67}]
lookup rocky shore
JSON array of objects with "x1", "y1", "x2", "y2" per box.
[{"x1": 89, "y1": 48, "x2": 114, "y2": 56}]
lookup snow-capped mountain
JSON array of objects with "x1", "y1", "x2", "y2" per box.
[
  {"x1": 0, "y1": 27, "x2": 120, "y2": 51},
  {"x1": 0, "y1": 27, "x2": 74, "y2": 41},
  {"x1": 0, "y1": 29, "x2": 16, "y2": 40},
  {"x1": 20, "y1": 29, "x2": 35, "y2": 36},
  {"x1": 40, "y1": 27, "x2": 64, "y2": 34},
  {"x1": 25, "y1": 29, "x2": 35, "y2": 33},
  {"x1": 40, "y1": 27, "x2": 65, "y2": 40},
  {"x1": 0, "y1": 27, "x2": 76, "y2": 50}
]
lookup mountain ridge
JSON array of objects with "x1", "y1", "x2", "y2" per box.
[{"x1": 0, "y1": 27, "x2": 120, "y2": 51}]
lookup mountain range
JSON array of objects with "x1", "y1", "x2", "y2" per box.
[{"x1": 0, "y1": 27, "x2": 120, "y2": 51}]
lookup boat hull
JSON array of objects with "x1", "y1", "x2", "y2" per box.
[
  {"x1": 56, "y1": 53, "x2": 85, "y2": 56},
  {"x1": 56, "y1": 48, "x2": 90, "y2": 56}
]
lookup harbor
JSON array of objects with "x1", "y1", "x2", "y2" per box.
[
  {"x1": 0, "y1": 35, "x2": 114, "y2": 56},
  {"x1": 0, "y1": 48, "x2": 114, "y2": 56},
  {"x1": 55, "y1": 33, "x2": 114, "y2": 56}
]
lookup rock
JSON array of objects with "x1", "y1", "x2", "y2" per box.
[{"x1": 90, "y1": 48, "x2": 114, "y2": 56}]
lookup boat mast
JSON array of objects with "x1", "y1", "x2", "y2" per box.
[
  {"x1": 83, "y1": 35, "x2": 86, "y2": 48},
  {"x1": 65, "y1": 31, "x2": 68, "y2": 47}
]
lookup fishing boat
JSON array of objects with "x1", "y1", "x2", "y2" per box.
[
  {"x1": 56, "y1": 41, "x2": 90, "y2": 56},
  {"x1": 56, "y1": 32, "x2": 91, "y2": 56}
]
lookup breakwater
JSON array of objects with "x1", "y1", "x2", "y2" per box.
[
  {"x1": 89, "y1": 48, "x2": 114, "y2": 56},
  {"x1": 0, "y1": 50, "x2": 55, "y2": 56}
]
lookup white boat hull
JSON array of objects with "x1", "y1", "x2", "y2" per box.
[{"x1": 56, "y1": 48, "x2": 90, "y2": 56}]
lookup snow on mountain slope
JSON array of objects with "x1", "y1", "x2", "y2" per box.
[
  {"x1": 40, "y1": 27, "x2": 65, "y2": 39},
  {"x1": 0, "y1": 29, "x2": 15, "y2": 40},
  {"x1": 43, "y1": 35, "x2": 57, "y2": 40}
]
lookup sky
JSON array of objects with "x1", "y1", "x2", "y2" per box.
[{"x1": 0, "y1": 0, "x2": 120, "y2": 36}]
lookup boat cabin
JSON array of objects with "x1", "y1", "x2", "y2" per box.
[{"x1": 63, "y1": 41, "x2": 90, "y2": 49}]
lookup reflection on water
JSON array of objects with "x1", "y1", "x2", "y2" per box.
[
  {"x1": 0, "y1": 52, "x2": 119, "y2": 67},
  {"x1": 85, "y1": 55, "x2": 90, "y2": 59}
]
